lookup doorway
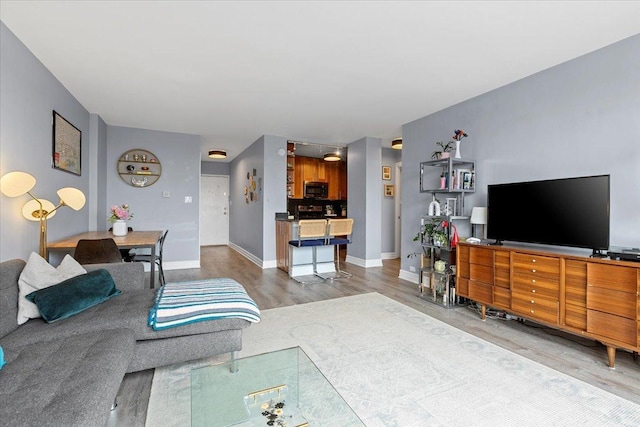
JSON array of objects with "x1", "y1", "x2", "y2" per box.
[{"x1": 200, "y1": 175, "x2": 229, "y2": 246}]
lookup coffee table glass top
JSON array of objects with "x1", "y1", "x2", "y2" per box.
[{"x1": 191, "y1": 347, "x2": 364, "y2": 426}]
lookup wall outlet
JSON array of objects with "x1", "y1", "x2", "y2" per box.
[
  {"x1": 162, "y1": 191, "x2": 170, "y2": 198},
  {"x1": 409, "y1": 266, "x2": 416, "y2": 272},
  {"x1": 184, "y1": 196, "x2": 192, "y2": 203}
]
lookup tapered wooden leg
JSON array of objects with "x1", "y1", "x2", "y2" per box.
[
  {"x1": 606, "y1": 346, "x2": 616, "y2": 369},
  {"x1": 481, "y1": 304, "x2": 486, "y2": 321}
]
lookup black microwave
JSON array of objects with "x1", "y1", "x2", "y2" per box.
[{"x1": 304, "y1": 181, "x2": 328, "y2": 199}]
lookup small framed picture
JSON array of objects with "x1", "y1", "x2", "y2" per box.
[
  {"x1": 445, "y1": 198, "x2": 457, "y2": 216},
  {"x1": 384, "y1": 184, "x2": 395, "y2": 197},
  {"x1": 382, "y1": 166, "x2": 391, "y2": 180}
]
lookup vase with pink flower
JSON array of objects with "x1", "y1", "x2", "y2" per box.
[{"x1": 109, "y1": 204, "x2": 134, "y2": 236}]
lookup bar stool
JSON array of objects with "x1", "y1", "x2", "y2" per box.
[
  {"x1": 322, "y1": 218, "x2": 353, "y2": 279},
  {"x1": 288, "y1": 219, "x2": 328, "y2": 284}
]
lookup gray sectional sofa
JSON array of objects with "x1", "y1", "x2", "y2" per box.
[{"x1": 0, "y1": 258, "x2": 253, "y2": 426}]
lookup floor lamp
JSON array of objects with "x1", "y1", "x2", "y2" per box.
[
  {"x1": 1, "y1": 171, "x2": 86, "y2": 259},
  {"x1": 470, "y1": 207, "x2": 488, "y2": 240}
]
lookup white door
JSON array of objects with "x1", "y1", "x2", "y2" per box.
[{"x1": 200, "y1": 175, "x2": 229, "y2": 246}]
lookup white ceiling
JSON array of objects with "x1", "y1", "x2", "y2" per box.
[{"x1": 2, "y1": 1, "x2": 639, "y2": 162}]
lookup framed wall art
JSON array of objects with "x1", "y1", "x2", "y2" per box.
[
  {"x1": 382, "y1": 166, "x2": 391, "y2": 180},
  {"x1": 384, "y1": 184, "x2": 395, "y2": 197},
  {"x1": 52, "y1": 110, "x2": 81, "y2": 176}
]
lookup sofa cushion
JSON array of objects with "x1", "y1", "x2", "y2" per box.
[
  {"x1": 25, "y1": 269, "x2": 121, "y2": 323},
  {"x1": 0, "y1": 328, "x2": 135, "y2": 427},
  {"x1": 17, "y1": 253, "x2": 86, "y2": 325}
]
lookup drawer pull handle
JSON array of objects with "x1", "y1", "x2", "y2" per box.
[
  {"x1": 532, "y1": 259, "x2": 536, "y2": 263},
  {"x1": 531, "y1": 300, "x2": 535, "y2": 303},
  {"x1": 530, "y1": 310, "x2": 535, "y2": 313},
  {"x1": 532, "y1": 289, "x2": 536, "y2": 293},
  {"x1": 532, "y1": 279, "x2": 536, "y2": 283},
  {"x1": 532, "y1": 269, "x2": 536, "y2": 273}
]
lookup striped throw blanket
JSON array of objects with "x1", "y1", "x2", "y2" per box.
[{"x1": 148, "y1": 278, "x2": 261, "y2": 331}]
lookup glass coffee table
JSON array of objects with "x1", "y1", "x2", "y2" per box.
[{"x1": 191, "y1": 347, "x2": 364, "y2": 426}]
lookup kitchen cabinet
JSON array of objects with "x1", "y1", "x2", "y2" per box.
[
  {"x1": 276, "y1": 219, "x2": 293, "y2": 271},
  {"x1": 290, "y1": 156, "x2": 347, "y2": 200}
]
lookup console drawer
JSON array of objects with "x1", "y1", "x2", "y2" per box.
[
  {"x1": 493, "y1": 286, "x2": 511, "y2": 309},
  {"x1": 587, "y1": 309, "x2": 637, "y2": 347},
  {"x1": 457, "y1": 277, "x2": 469, "y2": 297},
  {"x1": 470, "y1": 247, "x2": 494, "y2": 267},
  {"x1": 468, "y1": 280, "x2": 493, "y2": 305},
  {"x1": 511, "y1": 291, "x2": 559, "y2": 324},
  {"x1": 470, "y1": 264, "x2": 493, "y2": 284},
  {"x1": 512, "y1": 276, "x2": 559, "y2": 299},
  {"x1": 565, "y1": 260, "x2": 587, "y2": 307},
  {"x1": 513, "y1": 253, "x2": 560, "y2": 276},
  {"x1": 587, "y1": 263, "x2": 638, "y2": 293},
  {"x1": 565, "y1": 302, "x2": 587, "y2": 330},
  {"x1": 586, "y1": 286, "x2": 637, "y2": 319}
]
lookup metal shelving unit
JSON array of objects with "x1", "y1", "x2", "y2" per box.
[{"x1": 418, "y1": 157, "x2": 475, "y2": 308}]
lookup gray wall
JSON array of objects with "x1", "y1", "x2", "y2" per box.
[
  {"x1": 401, "y1": 34, "x2": 640, "y2": 279},
  {"x1": 201, "y1": 161, "x2": 230, "y2": 176},
  {"x1": 228, "y1": 134, "x2": 287, "y2": 267},
  {"x1": 106, "y1": 126, "x2": 201, "y2": 267},
  {"x1": 347, "y1": 137, "x2": 383, "y2": 266},
  {"x1": 382, "y1": 147, "x2": 401, "y2": 255},
  {"x1": 0, "y1": 22, "x2": 91, "y2": 261}
]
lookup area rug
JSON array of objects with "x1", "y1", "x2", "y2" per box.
[{"x1": 146, "y1": 293, "x2": 640, "y2": 426}]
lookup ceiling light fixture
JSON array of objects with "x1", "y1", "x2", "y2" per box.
[
  {"x1": 324, "y1": 152, "x2": 341, "y2": 162},
  {"x1": 392, "y1": 137, "x2": 403, "y2": 149},
  {"x1": 208, "y1": 149, "x2": 227, "y2": 159}
]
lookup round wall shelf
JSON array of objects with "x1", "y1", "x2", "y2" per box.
[{"x1": 117, "y1": 149, "x2": 162, "y2": 187}]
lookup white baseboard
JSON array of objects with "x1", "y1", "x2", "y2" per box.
[
  {"x1": 228, "y1": 242, "x2": 277, "y2": 269},
  {"x1": 345, "y1": 255, "x2": 383, "y2": 268},
  {"x1": 381, "y1": 252, "x2": 399, "y2": 260},
  {"x1": 399, "y1": 269, "x2": 420, "y2": 284}
]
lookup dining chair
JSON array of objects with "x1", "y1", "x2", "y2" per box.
[
  {"x1": 73, "y1": 238, "x2": 124, "y2": 264},
  {"x1": 108, "y1": 226, "x2": 134, "y2": 261},
  {"x1": 130, "y1": 229, "x2": 168, "y2": 286}
]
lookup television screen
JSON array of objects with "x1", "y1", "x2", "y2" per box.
[{"x1": 487, "y1": 175, "x2": 610, "y2": 252}]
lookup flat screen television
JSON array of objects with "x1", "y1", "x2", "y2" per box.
[{"x1": 487, "y1": 175, "x2": 610, "y2": 255}]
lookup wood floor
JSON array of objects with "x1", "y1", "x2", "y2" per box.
[{"x1": 107, "y1": 245, "x2": 640, "y2": 426}]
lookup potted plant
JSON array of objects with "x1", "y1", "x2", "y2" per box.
[{"x1": 431, "y1": 141, "x2": 454, "y2": 159}]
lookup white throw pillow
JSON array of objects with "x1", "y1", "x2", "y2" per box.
[{"x1": 17, "y1": 252, "x2": 87, "y2": 325}]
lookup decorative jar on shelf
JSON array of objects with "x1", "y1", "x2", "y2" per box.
[{"x1": 112, "y1": 220, "x2": 128, "y2": 236}]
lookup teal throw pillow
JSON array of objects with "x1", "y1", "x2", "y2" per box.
[
  {"x1": 25, "y1": 269, "x2": 121, "y2": 323},
  {"x1": 0, "y1": 346, "x2": 5, "y2": 370}
]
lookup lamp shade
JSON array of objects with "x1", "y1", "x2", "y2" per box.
[
  {"x1": 0, "y1": 171, "x2": 36, "y2": 197},
  {"x1": 324, "y1": 152, "x2": 341, "y2": 161},
  {"x1": 391, "y1": 137, "x2": 402, "y2": 149},
  {"x1": 22, "y1": 199, "x2": 56, "y2": 221},
  {"x1": 208, "y1": 150, "x2": 227, "y2": 159},
  {"x1": 57, "y1": 187, "x2": 86, "y2": 210},
  {"x1": 470, "y1": 207, "x2": 488, "y2": 225}
]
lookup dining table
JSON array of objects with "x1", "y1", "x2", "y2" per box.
[{"x1": 47, "y1": 230, "x2": 163, "y2": 288}]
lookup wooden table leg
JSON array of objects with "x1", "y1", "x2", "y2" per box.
[
  {"x1": 481, "y1": 304, "x2": 486, "y2": 321},
  {"x1": 606, "y1": 346, "x2": 616, "y2": 368}
]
